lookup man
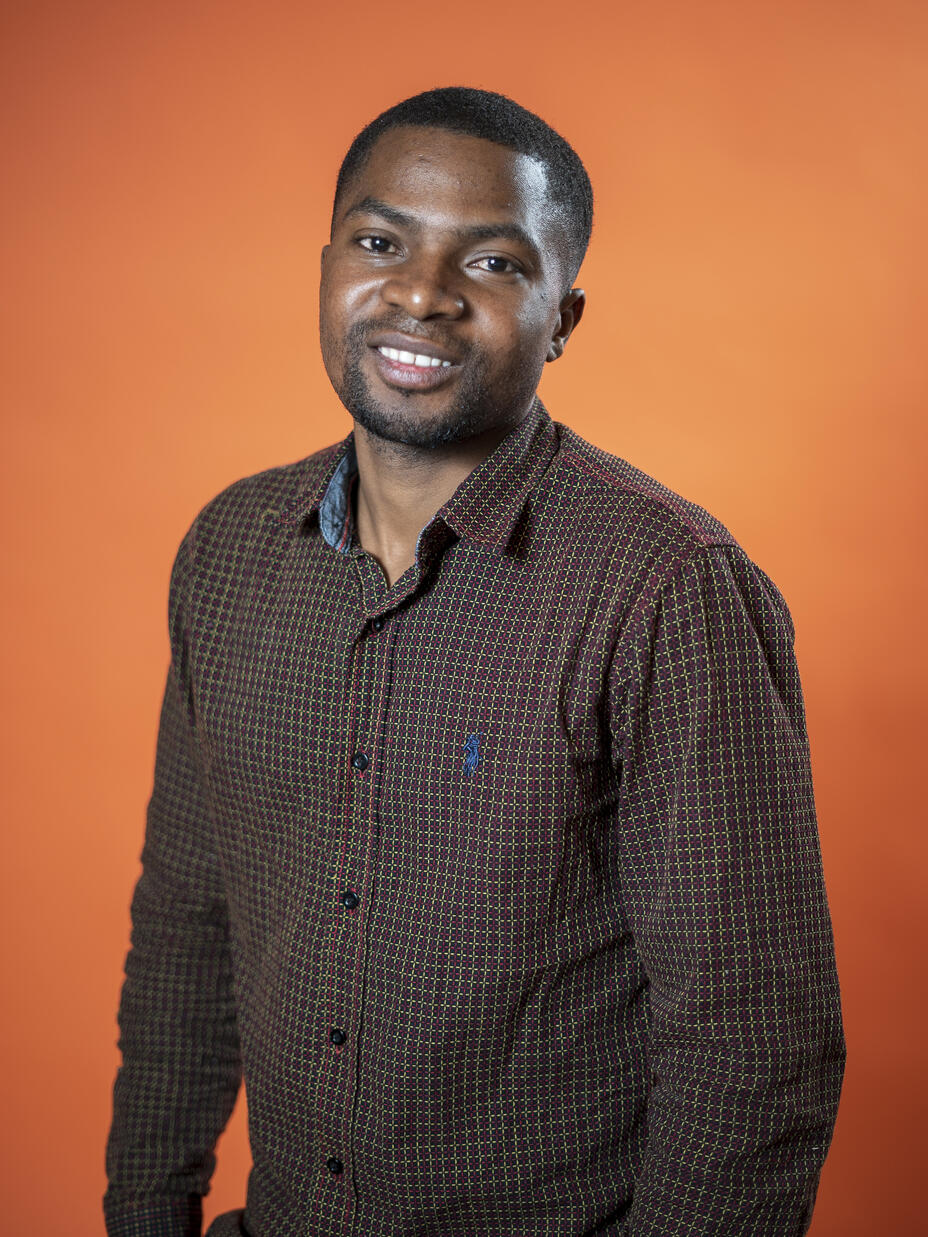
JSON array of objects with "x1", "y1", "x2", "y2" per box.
[{"x1": 105, "y1": 87, "x2": 845, "y2": 1237}]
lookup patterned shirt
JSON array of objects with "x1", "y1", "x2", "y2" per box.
[{"x1": 105, "y1": 400, "x2": 845, "y2": 1237}]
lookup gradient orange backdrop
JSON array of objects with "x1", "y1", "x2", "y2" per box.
[{"x1": 2, "y1": 2, "x2": 926, "y2": 1234}]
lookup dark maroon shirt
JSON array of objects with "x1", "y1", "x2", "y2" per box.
[{"x1": 105, "y1": 400, "x2": 845, "y2": 1236}]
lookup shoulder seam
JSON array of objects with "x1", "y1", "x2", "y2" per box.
[
  {"x1": 611, "y1": 542, "x2": 747, "y2": 683},
  {"x1": 557, "y1": 447, "x2": 737, "y2": 547}
]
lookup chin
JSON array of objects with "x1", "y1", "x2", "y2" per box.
[
  {"x1": 343, "y1": 380, "x2": 495, "y2": 450},
  {"x1": 336, "y1": 353, "x2": 533, "y2": 452},
  {"x1": 352, "y1": 407, "x2": 486, "y2": 451}
]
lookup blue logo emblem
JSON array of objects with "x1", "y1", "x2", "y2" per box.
[{"x1": 463, "y1": 733, "x2": 481, "y2": 779}]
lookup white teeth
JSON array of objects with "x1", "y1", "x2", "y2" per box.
[{"x1": 378, "y1": 345, "x2": 452, "y2": 369}]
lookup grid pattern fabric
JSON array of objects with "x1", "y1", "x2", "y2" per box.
[{"x1": 105, "y1": 400, "x2": 845, "y2": 1236}]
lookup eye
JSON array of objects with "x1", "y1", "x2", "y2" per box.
[
  {"x1": 470, "y1": 255, "x2": 522, "y2": 275},
  {"x1": 357, "y1": 235, "x2": 398, "y2": 255}
]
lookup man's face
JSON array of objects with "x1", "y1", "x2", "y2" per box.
[{"x1": 320, "y1": 125, "x2": 583, "y2": 450}]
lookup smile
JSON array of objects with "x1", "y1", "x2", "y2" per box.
[
  {"x1": 370, "y1": 344, "x2": 459, "y2": 391},
  {"x1": 376, "y1": 346, "x2": 452, "y2": 369}
]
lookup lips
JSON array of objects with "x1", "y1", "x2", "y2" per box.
[{"x1": 367, "y1": 332, "x2": 461, "y2": 391}]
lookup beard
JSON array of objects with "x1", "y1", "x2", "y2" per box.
[{"x1": 328, "y1": 318, "x2": 542, "y2": 450}]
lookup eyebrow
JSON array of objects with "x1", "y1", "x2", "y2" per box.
[{"x1": 340, "y1": 196, "x2": 542, "y2": 263}]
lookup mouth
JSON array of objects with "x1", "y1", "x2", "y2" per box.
[
  {"x1": 368, "y1": 338, "x2": 460, "y2": 391},
  {"x1": 377, "y1": 345, "x2": 452, "y2": 370}
]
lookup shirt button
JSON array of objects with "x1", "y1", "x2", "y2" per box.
[
  {"x1": 371, "y1": 616, "x2": 384, "y2": 631},
  {"x1": 351, "y1": 752, "x2": 369, "y2": 772},
  {"x1": 330, "y1": 1027, "x2": 347, "y2": 1046},
  {"x1": 326, "y1": 1157, "x2": 344, "y2": 1176},
  {"x1": 341, "y1": 889, "x2": 359, "y2": 909}
]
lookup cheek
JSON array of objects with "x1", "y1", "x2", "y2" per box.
[
  {"x1": 318, "y1": 289, "x2": 340, "y2": 368},
  {"x1": 319, "y1": 268, "x2": 373, "y2": 368},
  {"x1": 321, "y1": 257, "x2": 382, "y2": 319},
  {"x1": 506, "y1": 305, "x2": 558, "y2": 369}
]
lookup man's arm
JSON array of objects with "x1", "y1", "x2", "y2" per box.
[
  {"x1": 610, "y1": 543, "x2": 846, "y2": 1237},
  {"x1": 105, "y1": 534, "x2": 242, "y2": 1237}
]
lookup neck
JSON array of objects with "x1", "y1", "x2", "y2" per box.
[{"x1": 351, "y1": 418, "x2": 522, "y2": 587}]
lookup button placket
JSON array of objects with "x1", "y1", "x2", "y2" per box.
[{"x1": 322, "y1": 587, "x2": 396, "y2": 1213}]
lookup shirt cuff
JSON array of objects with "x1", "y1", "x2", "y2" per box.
[{"x1": 103, "y1": 1194, "x2": 202, "y2": 1237}]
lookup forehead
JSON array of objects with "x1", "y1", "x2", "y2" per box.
[{"x1": 337, "y1": 125, "x2": 565, "y2": 252}]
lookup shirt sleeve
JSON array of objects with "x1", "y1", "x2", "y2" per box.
[
  {"x1": 104, "y1": 532, "x2": 242, "y2": 1237},
  {"x1": 609, "y1": 542, "x2": 846, "y2": 1237}
]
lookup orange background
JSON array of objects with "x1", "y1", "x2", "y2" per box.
[{"x1": 2, "y1": 2, "x2": 926, "y2": 1234}]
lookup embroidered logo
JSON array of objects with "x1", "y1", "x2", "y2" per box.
[{"x1": 463, "y1": 733, "x2": 481, "y2": 779}]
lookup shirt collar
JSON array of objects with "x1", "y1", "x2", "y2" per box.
[
  {"x1": 437, "y1": 397, "x2": 558, "y2": 553},
  {"x1": 285, "y1": 397, "x2": 559, "y2": 557},
  {"x1": 317, "y1": 441, "x2": 358, "y2": 551}
]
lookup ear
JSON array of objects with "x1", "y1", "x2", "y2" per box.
[
  {"x1": 546, "y1": 289, "x2": 586, "y2": 362},
  {"x1": 320, "y1": 243, "x2": 331, "y2": 273}
]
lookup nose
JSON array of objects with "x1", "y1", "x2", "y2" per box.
[{"x1": 380, "y1": 252, "x2": 465, "y2": 321}]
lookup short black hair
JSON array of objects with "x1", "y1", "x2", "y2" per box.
[{"x1": 332, "y1": 86, "x2": 593, "y2": 289}]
